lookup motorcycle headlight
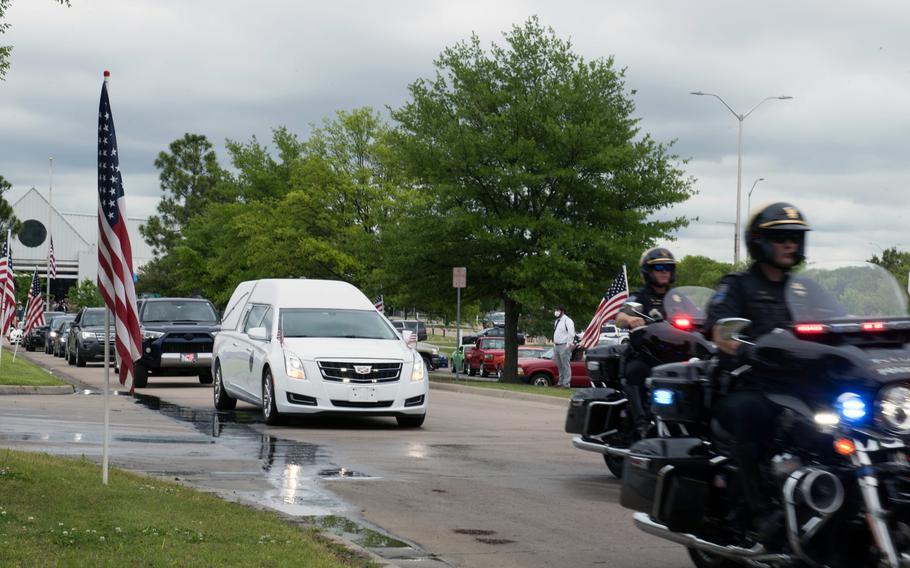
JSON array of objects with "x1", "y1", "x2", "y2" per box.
[
  {"x1": 284, "y1": 351, "x2": 306, "y2": 380},
  {"x1": 879, "y1": 386, "x2": 910, "y2": 433},
  {"x1": 411, "y1": 354, "x2": 425, "y2": 382}
]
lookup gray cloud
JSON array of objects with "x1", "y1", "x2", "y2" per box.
[{"x1": 3, "y1": 0, "x2": 910, "y2": 265}]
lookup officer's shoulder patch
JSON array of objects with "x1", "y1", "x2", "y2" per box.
[{"x1": 710, "y1": 283, "x2": 729, "y2": 305}]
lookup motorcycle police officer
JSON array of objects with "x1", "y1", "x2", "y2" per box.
[
  {"x1": 616, "y1": 247, "x2": 678, "y2": 435},
  {"x1": 704, "y1": 202, "x2": 811, "y2": 540}
]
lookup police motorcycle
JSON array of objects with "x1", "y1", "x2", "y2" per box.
[
  {"x1": 565, "y1": 286, "x2": 716, "y2": 478},
  {"x1": 621, "y1": 261, "x2": 910, "y2": 568}
]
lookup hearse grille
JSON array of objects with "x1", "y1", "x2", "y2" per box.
[
  {"x1": 330, "y1": 400, "x2": 395, "y2": 408},
  {"x1": 317, "y1": 361, "x2": 402, "y2": 384}
]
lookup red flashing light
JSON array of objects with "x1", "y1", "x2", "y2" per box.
[
  {"x1": 672, "y1": 317, "x2": 693, "y2": 331},
  {"x1": 795, "y1": 324, "x2": 827, "y2": 334},
  {"x1": 861, "y1": 322, "x2": 886, "y2": 332}
]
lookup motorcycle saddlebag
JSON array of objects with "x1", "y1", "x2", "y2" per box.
[
  {"x1": 584, "y1": 344, "x2": 627, "y2": 386},
  {"x1": 620, "y1": 437, "x2": 710, "y2": 532},
  {"x1": 646, "y1": 361, "x2": 709, "y2": 423},
  {"x1": 564, "y1": 387, "x2": 624, "y2": 436}
]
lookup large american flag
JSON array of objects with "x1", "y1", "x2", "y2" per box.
[
  {"x1": 579, "y1": 267, "x2": 629, "y2": 350},
  {"x1": 47, "y1": 237, "x2": 56, "y2": 279},
  {"x1": 374, "y1": 295, "x2": 384, "y2": 314},
  {"x1": 0, "y1": 239, "x2": 15, "y2": 336},
  {"x1": 23, "y1": 268, "x2": 44, "y2": 336},
  {"x1": 97, "y1": 75, "x2": 142, "y2": 392}
]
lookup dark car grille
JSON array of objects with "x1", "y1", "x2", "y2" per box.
[
  {"x1": 330, "y1": 400, "x2": 394, "y2": 408},
  {"x1": 161, "y1": 332, "x2": 214, "y2": 354},
  {"x1": 317, "y1": 361, "x2": 402, "y2": 384}
]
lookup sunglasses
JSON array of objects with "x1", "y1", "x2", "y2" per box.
[
  {"x1": 767, "y1": 232, "x2": 803, "y2": 244},
  {"x1": 651, "y1": 264, "x2": 674, "y2": 272}
]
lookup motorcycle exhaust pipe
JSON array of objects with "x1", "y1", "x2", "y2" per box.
[{"x1": 791, "y1": 468, "x2": 844, "y2": 516}]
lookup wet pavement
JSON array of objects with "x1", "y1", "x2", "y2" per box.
[
  {"x1": 0, "y1": 371, "x2": 448, "y2": 567},
  {"x1": 4, "y1": 350, "x2": 690, "y2": 568}
]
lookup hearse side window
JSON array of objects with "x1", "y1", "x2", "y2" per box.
[
  {"x1": 243, "y1": 305, "x2": 268, "y2": 334},
  {"x1": 260, "y1": 307, "x2": 273, "y2": 335}
]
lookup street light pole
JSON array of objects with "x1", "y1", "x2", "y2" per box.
[
  {"x1": 747, "y1": 177, "x2": 765, "y2": 218},
  {"x1": 692, "y1": 92, "x2": 792, "y2": 266}
]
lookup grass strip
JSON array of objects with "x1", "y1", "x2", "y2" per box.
[
  {"x1": 0, "y1": 353, "x2": 68, "y2": 386},
  {"x1": 0, "y1": 449, "x2": 375, "y2": 567},
  {"x1": 431, "y1": 376, "x2": 574, "y2": 398}
]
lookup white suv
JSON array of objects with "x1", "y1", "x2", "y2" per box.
[{"x1": 598, "y1": 324, "x2": 629, "y2": 346}]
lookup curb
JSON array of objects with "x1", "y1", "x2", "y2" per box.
[
  {"x1": 0, "y1": 384, "x2": 75, "y2": 395},
  {"x1": 429, "y1": 379, "x2": 569, "y2": 408},
  {"x1": 16, "y1": 351, "x2": 97, "y2": 392}
]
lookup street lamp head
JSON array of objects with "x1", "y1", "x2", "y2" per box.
[
  {"x1": 778, "y1": 96, "x2": 793, "y2": 100},
  {"x1": 690, "y1": 91, "x2": 705, "y2": 96}
]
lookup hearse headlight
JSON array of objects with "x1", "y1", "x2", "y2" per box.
[
  {"x1": 879, "y1": 386, "x2": 910, "y2": 433},
  {"x1": 411, "y1": 353, "x2": 426, "y2": 382},
  {"x1": 284, "y1": 351, "x2": 306, "y2": 380}
]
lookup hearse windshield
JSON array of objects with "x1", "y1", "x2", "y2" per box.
[{"x1": 279, "y1": 309, "x2": 400, "y2": 340}]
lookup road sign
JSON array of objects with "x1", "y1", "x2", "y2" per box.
[{"x1": 453, "y1": 267, "x2": 466, "y2": 288}]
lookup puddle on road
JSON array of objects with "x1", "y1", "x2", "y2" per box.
[{"x1": 318, "y1": 468, "x2": 377, "y2": 480}]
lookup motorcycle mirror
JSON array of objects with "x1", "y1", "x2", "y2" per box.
[
  {"x1": 621, "y1": 302, "x2": 644, "y2": 316},
  {"x1": 715, "y1": 318, "x2": 752, "y2": 342}
]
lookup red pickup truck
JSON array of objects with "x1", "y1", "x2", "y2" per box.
[{"x1": 465, "y1": 337, "x2": 505, "y2": 377}]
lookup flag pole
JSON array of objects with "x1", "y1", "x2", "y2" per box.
[
  {"x1": 46, "y1": 157, "x2": 53, "y2": 311},
  {"x1": 101, "y1": 70, "x2": 111, "y2": 486}
]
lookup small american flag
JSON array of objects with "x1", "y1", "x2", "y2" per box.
[
  {"x1": 23, "y1": 268, "x2": 44, "y2": 336},
  {"x1": 0, "y1": 239, "x2": 15, "y2": 335},
  {"x1": 579, "y1": 267, "x2": 629, "y2": 350},
  {"x1": 374, "y1": 295, "x2": 384, "y2": 314},
  {"x1": 47, "y1": 237, "x2": 56, "y2": 279},
  {"x1": 97, "y1": 75, "x2": 142, "y2": 392}
]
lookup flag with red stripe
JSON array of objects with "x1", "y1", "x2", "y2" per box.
[
  {"x1": 23, "y1": 267, "x2": 44, "y2": 336},
  {"x1": 97, "y1": 77, "x2": 142, "y2": 392},
  {"x1": 48, "y1": 237, "x2": 57, "y2": 279},
  {"x1": 579, "y1": 267, "x2": 629, "y2": 350},
  {"x1": 0, "y1": 239, "x2": 16, "y2": 337}
]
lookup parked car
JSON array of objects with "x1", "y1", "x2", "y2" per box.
[
  {"x1": 133, "y1": 297, "x2": 221, "y2": 388},
  {"x1": 54, "y1": 320, "x2": 76, "y2": 357},
  {"x1": 66, "y1": 307, "x2": 115, "y2": 367},
  {"x1": 516, "y1": 347, "x2": 589, "y2": 387},
  {"x1": 24, "y1": 311, "x2": 66, "y2": 352},
  {"x1": 482, "y1": 311, "x2": 505, "y2": 328},
  {"x1": 212, "y1": 279, "x2": 428, "y2": 427},
  {"x1": 464, "y1": 337, "x2": 505, "y2": 377},
  {"x1": 390, "y1": 320, "x2": 446, "y2": 370},
  {"x1": 490, "y1": 346, "x2": 547, "y2": 379},
  {"x1": 45, "y1": 315, "x2": 75, "y2": 355},
  {"x1": 450, "y1": 344, "x2": 475, "y2": 374},
  {"x1": 461, "y1": 326, "x2": 526, "y2": 346},
  {"x1": 598, "y1": 323, "x2": 629, "y2": 346}
]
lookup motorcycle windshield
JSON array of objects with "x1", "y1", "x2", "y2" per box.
[
  {"x1": 786, "y1": 261, "x2": 908, "y2": 322},
  {"x1": 663, "y1": 286, "x2": 714, "y2": 326}
]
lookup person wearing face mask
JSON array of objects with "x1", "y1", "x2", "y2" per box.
[
  {"x1": 552, "y1": 305, "x2": 575, "y2": 388},
  {"x1": 615, "y1": 247, "x2": 678, "y2": 436}
]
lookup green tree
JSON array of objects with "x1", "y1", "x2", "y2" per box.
[
  {"x1": 0, "y1": 1, "x2": 69, "y2": 80},
  {"x1": 675, "y1": 255, "x2": 732, "y2": 289},
  {"x1": 869, "y1": 247, "x2": 910, "y2": 292},
  {"x1": 68, "y1": 278, "x2": 102, "y2": 310},
  {"x1": 0, "y1": 175, "x2": 19, "y2": 235},
  {"x1": 140, "y1": 133, "x2": 228, "y2": 256},
  {"x1": 387, "y1": 17, "x2": 694, "y2": 381}
]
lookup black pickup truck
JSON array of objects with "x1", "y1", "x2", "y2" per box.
[{"x1": 134, "y1": 297, "x2": 219, "y2": 388}]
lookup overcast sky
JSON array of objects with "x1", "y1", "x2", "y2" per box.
[{"x1": 2, "y1": 0, "x2": 910, "y2": 264}]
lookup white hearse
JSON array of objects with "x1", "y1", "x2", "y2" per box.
[{"x1": 212, "y1": 279, "x2": 428, "y2": 427}]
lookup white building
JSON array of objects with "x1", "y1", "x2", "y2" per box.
[{"x1": 11, "y1": 187, "x2": 153, "y2": 298}]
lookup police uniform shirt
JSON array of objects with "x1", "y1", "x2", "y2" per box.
[
  {"x1": 628, "y1": 286, "x2": 668, "y2": 321},
  {"x1": 704, "y1": 264, "x2": 791, "y2": 339}
]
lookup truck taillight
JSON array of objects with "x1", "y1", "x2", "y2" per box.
[{"x1": 672, "y1": 317, "x2": 692, "y2": 331}]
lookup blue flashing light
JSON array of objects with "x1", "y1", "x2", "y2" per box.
[
  {"x1": 653, "y1": 389, "x2": 675, "y2": 406},
  {"x1": 836, "y1": 392, "x2": 867, "y2": 422}
]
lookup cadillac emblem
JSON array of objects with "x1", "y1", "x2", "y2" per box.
[{"x1": 354, "y1": 365, "x2": 372, "y2": 375}]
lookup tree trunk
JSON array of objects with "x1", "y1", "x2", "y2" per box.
[{"x1": 502, "y1": 297, "x2": 521, "y2": 383}]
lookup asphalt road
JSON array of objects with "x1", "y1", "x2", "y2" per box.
[{"x1": 16, "y1": 350, "x2": 690, "y2": 568}]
